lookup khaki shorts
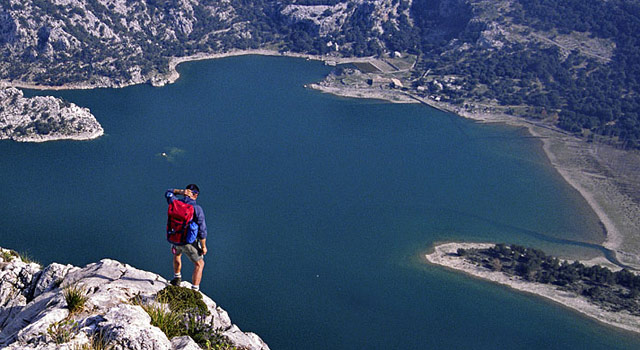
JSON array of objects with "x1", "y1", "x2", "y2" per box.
[{"x1": 172, "y1": 243, "x2": 203, "y2": 263}]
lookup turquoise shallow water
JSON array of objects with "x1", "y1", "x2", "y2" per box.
[{"x1": 4, "y1": 55, "x2": 640, "y2": 348}]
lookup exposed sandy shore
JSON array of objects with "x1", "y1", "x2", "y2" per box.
[
  {"x1": 8, "y1": 128, "x2": 104, "y2": 142},
  {"x1": 164, "y1": 49, "x2": 378, "y2": 86},
  {"x1": 426, "y1": 242, "x2": 640, "y2": 334}
]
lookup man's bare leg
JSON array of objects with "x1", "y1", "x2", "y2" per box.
[
  {"x1": 192, "y1": 259, "x2": 205, "y2": 290},
  {"x1": 173, "y1": 253, "x2": 182, "y2": 274},
  {"x1": 171, "y1": 253, "x2": 182, "y2": 286}
]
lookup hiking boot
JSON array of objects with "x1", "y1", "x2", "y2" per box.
[{"x1": 170, "y1": 277, "x2": 181, "y2": 286}]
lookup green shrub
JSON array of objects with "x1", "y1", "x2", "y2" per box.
[
  {"x1": 140, "y1": 286, "x2": 237, "y2": 349},
  {"x1": 203, "y1": 338, "x2": 239, "y2": 350},
  {"x1": 184, "y1": 313, "x2": 237, "y2": 349},
  {"x1": 64, "y1": 284, "x2": 88, "y2": 314},
  {"x1": 47, "y1": 319, "x2": 79, "y2": 344},
  {"x1": 140, "y1": 302, "x2": 186, "y2": 339},
  {"x1": 157, "y1": 285, "x2": 209, "y2": 316}
]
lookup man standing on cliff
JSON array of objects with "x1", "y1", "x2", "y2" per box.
[{"x1": 165, "y1": 184, "x2": 208, "y2": 291}]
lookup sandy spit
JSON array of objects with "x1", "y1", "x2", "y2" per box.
[{"x1": 426, "y1": 242, "x2": 640, "y2": 334}]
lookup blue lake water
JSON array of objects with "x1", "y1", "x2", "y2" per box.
[{"x1": 4, "y1": 55, "x2": 640, "y2": 348}]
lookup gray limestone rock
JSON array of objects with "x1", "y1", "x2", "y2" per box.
[
  {"x1": 0, "y1": 246, "x2": 269, "y2": 350},
  {"x1": 32, "y1": 263, "x2": 77, "y2": 299},
  {"x1": 223, "y1": 325, "x2": 271, "y2": 350},
  {"x1": 99, "y1": 304, "x2": 172, "y2": 350},
  {"x1": 171, "y1": 335, "x2": 201, "y2": 350},
  {"x1": 0, "y1": 249, "x2": 42, "y2": 330},
  {"x1": 0, "y1": 288, "x2": 67, "y2": 346}
]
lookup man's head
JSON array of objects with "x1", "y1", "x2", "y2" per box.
[{"x1": 185, "y1": 184, "x2": 200, "y2": 199}]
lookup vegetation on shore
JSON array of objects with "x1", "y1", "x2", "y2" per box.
[{"x1": 457, "y1": 244, "x2": 640, "y2": 315}]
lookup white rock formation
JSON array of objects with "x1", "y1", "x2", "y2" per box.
[
  {"x1": 0, "y1": 87, "x2": 104, "y2": 142},
  {"x1": 281, "y1": 0, "x2": 408, "y2": 37},
  {"x1": 281, "y1": 2, "x2": 353, "y2": 36},
  {"x1": 0, "y1": 247, "x2": 269, "y2": 350}
]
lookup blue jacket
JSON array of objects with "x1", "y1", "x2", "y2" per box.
[{"x1": 165, "y1": 189, "x2": 208, "y2": 240}]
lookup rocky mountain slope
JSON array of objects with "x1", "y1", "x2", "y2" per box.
[
  {"x1": 0, "y1": 0, "x2": 414, "y2": 87},
  {"x1": 0, "y1": 246, "x2": 269, "y2": 349},
  {"x1": 0, "y1": 0, "x2": 233, "y2": 87}
]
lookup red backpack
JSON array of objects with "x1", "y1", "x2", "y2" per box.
[{"x1": 166, "y1": 200, "x2": 194, "y2": 245}]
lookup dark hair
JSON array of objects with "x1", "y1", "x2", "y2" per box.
[{"x1": 186, "y1": 184, "x2": 200, "y2": 194}]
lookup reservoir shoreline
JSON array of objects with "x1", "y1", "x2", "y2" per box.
[
  {"x1": 4, "y1": 49, "x2": 640, "y2": 267},
  {"x1": 425, "y1": 242, "x2": 640, "y2": 335}
]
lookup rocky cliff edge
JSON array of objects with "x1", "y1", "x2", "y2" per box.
[{"x1": 0, "y1": 247, "x2": 269, "y2": 350}]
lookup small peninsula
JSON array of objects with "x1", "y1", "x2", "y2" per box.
[
  {"x1": 0, "y1": 87, "x2": 103, "y2": 142},
  {"x1": 426, "y1": 242, "x2": 640, "y2": 334},
  {"x1": 0, "y1": 246, "x2": 268, "y2": 350}
]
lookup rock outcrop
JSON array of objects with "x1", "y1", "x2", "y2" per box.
[
  {"x1": 0, "y1": 247, "x2": 269, "y2": 350},
  {"x1": 0, "y1": 87, "x2": 103, "y2": 142},
  {"x1": 281, "y1": 0, "x2": 411, "y2": 41}
]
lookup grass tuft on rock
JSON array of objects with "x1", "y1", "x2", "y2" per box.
[
  {"x1": 72, "y1": 328, "x2": 114, "y2": 350},
  {"x1": 64, "y1": 284, "x2": 88, "y2": 314},
  {"x1": 18, "y1": 250, "x2": 40, "y2": 265},
  {"x1": 47, "y1": 319, "x2": 79, "y2": 344}
]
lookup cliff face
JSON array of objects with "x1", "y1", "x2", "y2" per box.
[
  {"x1": 0, "y1": 247, "x2": 269, "y2": 350},
  {"x1": 0, "y1": 87, "x2": 103, "y2": 142}
]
